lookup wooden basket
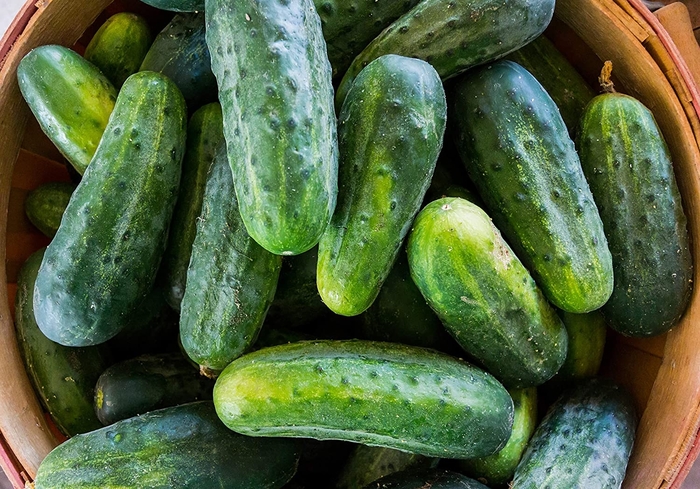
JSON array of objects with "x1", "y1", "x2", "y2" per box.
[{"x1": 1, "y1": 0, "x2": 700, "y2": 487}]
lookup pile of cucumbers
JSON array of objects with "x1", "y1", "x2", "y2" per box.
[{"x1": 14, "y1": 0, "x2": 693, "y2": 487}]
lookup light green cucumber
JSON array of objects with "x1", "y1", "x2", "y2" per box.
[{"x1": 24, "y1": 182, "x2": 76, "y2": 238}]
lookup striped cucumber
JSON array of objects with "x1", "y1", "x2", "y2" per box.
[{"x1": 24, "y1": 181, "x2": 76, "y2": 238}]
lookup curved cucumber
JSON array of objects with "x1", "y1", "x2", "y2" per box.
[
  {"x1": 180, "y1": 144, "x2": 282, "y2": 375},
  {"x1": 17, "y1": 45, "x2": 117, "y2": 174},
  {"x1": 85, "y1": 12, "x2": 152, "y2": 88},
  {"x1": 15, "y1": 249, "x2": 108, "y2": 436},
  {"x1": 140, "y1": 12, "x2": 217, "y2": 110},
  {"x1": 366, "y1": 469, "x2": 490, "y2": 489},
  {"x1": 577, "y1": 91, "x2": 693, "y2": 337},
  {"x1": 206, "y1": 0, "x2": 338, "y2": 255},
  {"x1": 34, "y1": 72, "x2": 187, "y2": 347},
  {"x1": 318, "y1": 54, "x2": 446, "y2": 316},
  {"x1": 512, "y1": 379, "x2": 637, "y2": 489},
  {"x1": 407, "y1": 198, "x2": 567, "y2": 388},
  {"x1": 335, "y1": 0, "x2": 555, "y2": 107},
  {"x1": 34, "y1": 402, "x2": 301, "y2": 488},
  {"x1": 161, "y1": 103, "x2": 224, "y2": 310},
  {"x1": 451, "y1": 60, "x2": 613, "y2": 313},
  {"x1": 24, "y1": 181, "x2": 76, "y2": 238},
  {"x1": 214, "y1": 340, "x2": 514, "y2": 459}
]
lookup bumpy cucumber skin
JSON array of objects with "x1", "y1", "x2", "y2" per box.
[
  {"x1": 24, "y1": 182, "x2": 76, "y2": 238},
  {"x1": 577, "y1": 93, "x2": 693, "y2": 337},
  {"x1": 318, "y1": 55, "x2": 446, "y2": 316},
  {"x1": 140, "y1": 12, "x2": 217, "y2": 110},
  {"x1": 451, "y1": 60, "x2": 613, "y2": 313},
  {"x1": 15, "y1": 249, "x2": 108, "y2": 436},
  {"x1": 95, "y1": 353, "x2": 213, "y2": 425},
  {"x1": 407, "y1": 198, "x2": 567, "y2": 388},
  {"x1": 138, "y1": 0, "x2": 204, "y2": 12},
  {"x1": 85, "y1": 13, "x2": 152, "y2": 88},
  {"x1": 335, "y1": 0, "x2": 554, "y2": 107},
  {"x1": 512, "y1": 379, "x2": 636, "y2": 489},
  {"x1": 206, "y1": 0, "x2": 338, "y2": 256},
  {"x1": 366, "y1": 469, "x2": 490, "y2": 489},
  {"x1": 552, "y1": 310, "x2": 607, "y2": 382},
  {"x1": 180, "y1": 144, "x2": 282, "y2": 374},
  {"x1": 214, "y1": 340, "x2": 514, "y2": 459},
  {"x1": 456, "y1": 388, "x2": 537, "y2": 486},
  {"x1": 337, "y1": 445, "x2": 436, "y2": 489},
  {"x1": 17, "y1": 45, "x2": 117, "y2": 174},
  {"x1": 34, "y1": 401, "x2": 301, "y2": 489},
  {"x1": 34, "y1": 72, "x2": 187, "y2": 347},
  {"x1": 506, "y1": 35, "x2": 595, "y2": 134},
  {"x1": 161, "y1": 103, "x2": 224, "y2": 310}
]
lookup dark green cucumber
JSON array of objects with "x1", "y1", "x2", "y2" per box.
[
  {"x1": 34, "y1": 71, "x2": 187, "y2": 347},
  {"x1": 550, "y1": 310, "x2": 607, "y2": 384},
  {"x1": 214, "y1": 339, "x2": 513, "y2": 459},
  {"x1": 457, "y1": 388, "x2": 537, "y2": 486},
  {"x1": 506, "y1": 35, "x2": 595, "y2": 134},
  {"x1": 138, "y1": 0, "x2": 203, "y2": 12},
  {"x1": 17, "y1": 45, "x2": 117, "y2": 174},
  {"x1": 161, "y1": 103, "x2": 224, "y2": 310},
  {"x1": 576, "y1": 91, "x2": 693, "y2": 337},
  {"x1": 318, "y1": 55, "x2": 445, "y2": 316},
  {"x1": 24, "y1": 181, "x2": 76, "y2": 238},
  {"x1": 140, "y1": 12, "x2": 217, "y2": 110},
  {"x1": 366, "y1": 469, "x2": 489, "y2": 489},
  {"x1": 34, "y1": 401, "x2": 301, "y2": 488},
  {"x1": 337, "y1": 445, "x2": 436, "y2": 489},
  {"x1": 180, "y1": 144, "x2": 282, "y2": 375},
  {"x1": 407, "y1": 198, "x2": 567, "y2": 388},
  {"x1": 335, "y1": 0, "x2": 555, "y2": 107},
  {"x1": 512, "y1": 378, "x2": 637, "y2": 488},
  {"x1": 84, "y1": 12, "x2": 152, "y2": 88},
  {"x1": 94, "y1": 353, "x2": 213, "y2": 425},
  {"x1": 451, "y1": 60, "x2": 613, "y2": 314},
  {"x1": 15, "y1": 249, "x2": 109, "y2": 436},
  {"x1": 206, "y1": 0, "x2": 338, "y2": 256}
]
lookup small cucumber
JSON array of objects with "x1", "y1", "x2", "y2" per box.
[
  {"x1": 84, "y1": 12, "x2": 152, "y2": 88},
  {"x1": 24, "y1": 181, "x2": 76, "y2": 238},
  {"x1": 180, "y1": 144, "x2": 282, "y2": 375},
  {"x1": 140, "y1": 12, "x2": 217, "y2": 110},
  {"x1": 95, "y1": 353, "x2": 214, "y2": 425},
  {"x1": 549, "y1": 310, "x2": 607, "y2": 385},
  {"x1": 335, "y1": 0, "x2": 555, "y2": 107},
  {"x1": 34, "y1": 402, "x2": 301, "y2": 489},
  {"x1": 318, "y1": 54, "x2": 446, "y2": 316},
  {"x1": 34, "y1": 71, "x2": 187, "y2": 347},
  {"x1": 138, "y1": 0, "x2": 203, "y2": 12},
  {"x1": 366, "y1": 469, "x2": 489, "y2": 489},
  {"x1": 512, "y1": 379, "x2": 637, "y2": 489},
  {"x1": 407, "y1": 198, "x2": 567, "y2": 388},
  {"x1": 17, "y1": 45, "x2": 117, "y2": 174},
  {"x1": 576, "y1": 87, "x2": 693, "y2": 337},
  {"x1": 161, "y1": 103, "x2": 224, "y2": 310},
  {"x1": 15, "y1": 249, "x2": 109, "y2": 436},
  {"x1": 206, "y1": 0, "x2": 338, "y2": 255},
  {"x1": 214, "y1": 340, "x2": 514, "y2": 459},
  {"x1": 337, "y1": 445, "x2": 436, "y2": 489},
  {"x1": 451, "y1": 60, "x2": 613, "y2": 313}
]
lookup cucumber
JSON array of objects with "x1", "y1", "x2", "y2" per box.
[
  {"x1": 456, "y1": 388, "x2": 537, "y2": 486},
  {"x1": 335, "y1": 0, "x2": 555, "y2": 107},
  {"x1": 24, "y1": 181, "x2": 76, "y2": 238},
  {"x1": 206, "y1": 0, "x2": 338, "y2": 256},
  {"x1": 318, "y1": 55, "x2": 446, "y2": 316},
  {"x1": 214, "y1": 340, "x2": 514, "y2": 459},
  {"x1": 33, "y1": 71, "x2": 187, "y2": 347},
  {"x1": 138, "y1": 0, "x2": 203, "y2": 12},
  {"x1": 367, "y1": 469, "x2": 489, "y2": 489},
  {"x1": 407, "y1": 198, "x2": 567, "y2": 388},
  {"x1": 140, "y1": 12, "x2": 217, "y2": 110},
  {"x1": 550, "y1": 310, "x2": 607, "y2": 383},
  {"x1": 84, "y1": 12, "x2": 152, "y2": 88},
  {"x1": 180, "y1": 143, "x2": 282, "y2": 376},
  {"x1": 576, "y1": 88, "x2": 693, "y2": 337},
  {"x1": 15, "y1": 249, "x2": 109, "y2": 436},
  {"x1": 94, "y1": 353, "x2": 213, "y2": 425},
  {"x1": 506, "y1": 35, "x2": 595, "y2": 134},
  {"x1": 17, "y1": 45, "x2": 117, "y2": 175},
  {"x1": 34, "y1": 401, "x2": 301, "y2": 488},
  {"x1": 512, "y1": 378, "x2": 637, "y2": 488},
  {"x1": 451, "y1": 60, "x2": 613, "y2": 314},
  {"x1": 337, "y1": 445, "x2": 436, "y2": 489},
  {"x1": 161, "y1": 103, "x2": 224, "y2": 310}
]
